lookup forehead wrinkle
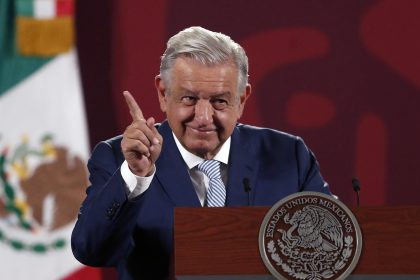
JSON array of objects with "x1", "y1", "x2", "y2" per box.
[{"x1": 179, "y1": 87, "x2": 233, "y2": 98}]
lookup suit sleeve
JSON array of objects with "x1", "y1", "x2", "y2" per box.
[
  {"x1": 71, "y1": 141, "x2": 140, "y2": 266},
  {"x1": 295, "y1": 137, "x2": 331, "y2": 195}
]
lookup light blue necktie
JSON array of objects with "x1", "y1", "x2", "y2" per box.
[{"x1": 198, "y1": 160, "x2": 226, "y2": 207}]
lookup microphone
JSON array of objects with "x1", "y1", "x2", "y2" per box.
[
  {"x1": 352, "y1": 177, "x2": 361, "y2": 207},
  {"x1": 243, "y1": 178, "x2": 251, "y2": 205}
]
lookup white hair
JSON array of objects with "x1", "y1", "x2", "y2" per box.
[{"x1": 160, "y1": 26, "x2": 249, "y2": 95}]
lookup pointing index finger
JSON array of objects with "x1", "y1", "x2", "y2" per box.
[{"x1": 123, "y1": 90, "x2": 145, "y2": 122}]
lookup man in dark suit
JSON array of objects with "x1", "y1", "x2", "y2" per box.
[{"x1": 71, "y1": 26, "x2": 332, "y2": 279}]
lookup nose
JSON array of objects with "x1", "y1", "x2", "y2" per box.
[{"x1": 194, "y1": 99, "x2": 214, "y2": 125}]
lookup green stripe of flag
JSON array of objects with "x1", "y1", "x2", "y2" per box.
[
  {"x1": 16, "y1": 0, "x2": 34, "y2": 17},
  {"x1": 0, "y1": 0, "x2": 51, "y2": 95}
]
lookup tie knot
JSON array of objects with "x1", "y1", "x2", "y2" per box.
[{"x1": 198, "y1": 160, "x2": 221, "y2": 179}]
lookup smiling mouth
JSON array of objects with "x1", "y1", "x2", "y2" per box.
[{"x1": 187, "y1": 126, "x2": 217, "y2": 134}]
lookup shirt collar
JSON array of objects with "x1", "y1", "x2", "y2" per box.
[{"x1": 172, "y1": 132, "x2": 230, "y2": 169}]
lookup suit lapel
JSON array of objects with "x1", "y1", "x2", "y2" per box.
[
  {"x1": 154, "y1": 122, "x2": 259, "y2": 207},
  {"x1": 155, "y1": 122, "x2": 201, "y2": 207},
  {"x1": 226, "y1": 125, "x2": 259, "y2": 206}
]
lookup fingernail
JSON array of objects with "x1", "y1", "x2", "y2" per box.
[{"x1": 153, "y1": 138, "x2": 160, "y2": 145}]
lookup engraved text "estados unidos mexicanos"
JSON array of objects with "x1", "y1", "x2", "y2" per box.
[{"x1": 265, "y1": 197, "x2": 353, "y2": 238}]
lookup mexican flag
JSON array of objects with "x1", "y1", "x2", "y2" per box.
[{"x1": 0, "y1": 0, "x2": 92, "y2": 279}]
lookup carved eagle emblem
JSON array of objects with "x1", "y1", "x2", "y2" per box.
[{"x1": 280, "y1": 205, "x2": 343, "y2": 252}]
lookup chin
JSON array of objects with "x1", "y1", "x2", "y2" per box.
[{"x1": 186, "y1": 141, "x2": 216, "y2": 157}]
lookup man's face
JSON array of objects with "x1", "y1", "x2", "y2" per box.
[{"x1": 156, "y1": 57, "x2": 251, "y2": 159}]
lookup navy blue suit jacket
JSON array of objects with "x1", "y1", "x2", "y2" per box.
[{"x1": 71, "y1": 121, "x2": 331, "y2": 279}]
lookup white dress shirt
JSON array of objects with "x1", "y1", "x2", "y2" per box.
[{"x1": 121, "y1": 132, "x2": 230, "y2": 206}]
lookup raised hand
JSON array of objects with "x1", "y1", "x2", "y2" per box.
[{"x1": 121, "y1": 91, "x2": 163, "y2": 176}]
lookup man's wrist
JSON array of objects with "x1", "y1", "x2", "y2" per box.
[{"x1": 121, "y1": 161, "x2": 156, "y2": 198}]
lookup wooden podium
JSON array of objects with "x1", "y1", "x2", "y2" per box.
[{"x1": 174, "y1": 206, "x2": 420, "y2": 278}]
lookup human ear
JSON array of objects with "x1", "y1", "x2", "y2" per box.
[
  {"x1": 155, "y1": 75, "x2": 167, "y2": 112},
  {"x1": 238, "y1": 83, "x2": 252, "y2": 118}
]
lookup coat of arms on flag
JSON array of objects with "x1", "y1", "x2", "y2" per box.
[
  {"x1": 0, "y1": 0, "x2": 91, "y2": 278},
  {"x1": 0, "y1": 135, "x2": 87, "y2": 248}
]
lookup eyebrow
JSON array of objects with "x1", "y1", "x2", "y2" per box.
[
  {"x1": 181, "y1": 89, "x2": 233, "y2": 98},
  {"x1": 211, "y1": 92, "x2": 232, "y2": 98}
]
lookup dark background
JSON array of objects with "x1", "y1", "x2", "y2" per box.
[
  {"x1": 76, "y1": 0, "x2": 420, "y2": 211},
  {"x1": 71, "y1": 0, "x2": 420, "y2": 278}
]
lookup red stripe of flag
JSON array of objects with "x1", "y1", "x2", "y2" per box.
[
  {"x1": 62, "y1": 267, "x2": 103, "y2": 280},
  {"x1": 56, "y1": 0, "x2": 74, "y2": 16}
]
